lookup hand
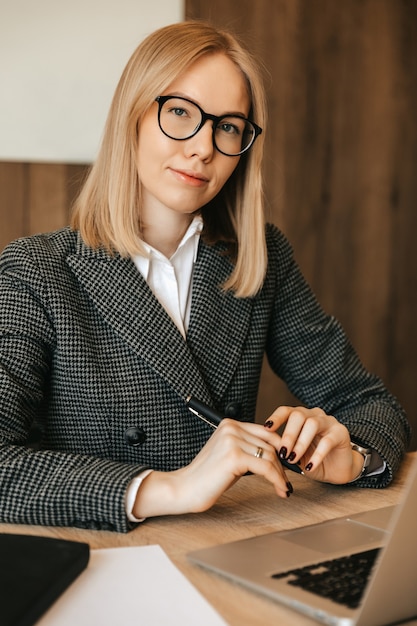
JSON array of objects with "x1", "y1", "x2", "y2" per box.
[
  {"x1": 133, "y1": 418, "x2": 293, "y2": 519},
  {"x1": 264, "y1": 406, "x2": 363, "y2": 484}
]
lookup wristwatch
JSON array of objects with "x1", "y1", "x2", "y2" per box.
[{"x1": 350, "y1": 441, "x2": 373, "y2": 481}]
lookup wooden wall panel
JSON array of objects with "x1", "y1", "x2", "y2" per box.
[
  {"x1": 186, "y1": 0, "x2": 417, "y2": 448},
  {"x1": 0, "y1": 162, "x2": 88, "y2": 252},
  {"x1": 0, "y1": 162, "x2": 26, "y2": 249}
]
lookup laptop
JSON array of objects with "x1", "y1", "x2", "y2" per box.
[
  {"x1": 188, "y1": 457, "x2": 417, "y2": 626},
  {"x1": 0, "y1": 533, "x2": 89, "y2": 626}
]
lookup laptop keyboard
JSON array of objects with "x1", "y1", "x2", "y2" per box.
[{"x1": 271, "y1": 548, "x2": 381, "y2": 609}]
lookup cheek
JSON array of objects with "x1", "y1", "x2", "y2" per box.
[
  {"x1": 137, "y1": 128, "x2": 159, "y2": 167},
  {"x1": 215, "y1": 157, "x2": 240, "y2": 190},
  {"x1": 136, "y1": 111, "x2": 167, "y2": 168}
]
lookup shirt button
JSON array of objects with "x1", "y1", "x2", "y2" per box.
[{"x1": 124, "y1": 426, "x2": 147, "y2": 446}]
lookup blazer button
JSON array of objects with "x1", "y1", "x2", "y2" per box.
[
  {"x1": 224, "y1": 402, "x2": 242, "y2": 419},
  {"x1": 124, "y1": 426, "x2": 147, "y2": 446}
]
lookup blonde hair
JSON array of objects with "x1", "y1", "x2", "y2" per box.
[{"x1": 71, "y1": 21, "x2": 268, "y2": 297}]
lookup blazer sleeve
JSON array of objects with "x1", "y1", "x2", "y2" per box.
[
  {"x1": 0, "y1": 238, "x2": 145, "y2": 532},
  {"x1": 264, "y1": 225, "x2": 411, "y2": 486}
]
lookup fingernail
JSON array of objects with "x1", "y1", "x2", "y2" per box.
[
  {"x1": 264, "y1": 420, "x2": 274, "y2": 429},
  {"x1": 279, "y1": 447, "x2": 287, "y2": 460},
  {"x1": 286, "y1": 490, "x2": 291, "y2": 498},
  {"x1": 305, "y1": 462, "x2": 313, "y2": 472},
  {"x1": 286, "y1": 481, "x2": 294, "y2": 494},
  {"x1": 287, "y1": 451, "x2": 296, "y2": 463}
]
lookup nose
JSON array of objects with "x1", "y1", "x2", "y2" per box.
[{"x1": 183, "y1": 119, "x2": 214, "y2": 161}]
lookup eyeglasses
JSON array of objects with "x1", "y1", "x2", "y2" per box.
[{"x1": 155, "y1": 95, "x2": 262, "y2": 157}]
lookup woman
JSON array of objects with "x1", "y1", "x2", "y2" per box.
[{"x1": 0, "y1": 21, "x2": 410, "y2": 532}]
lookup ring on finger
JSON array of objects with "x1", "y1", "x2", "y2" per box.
[{"x1": 254, "y1": 446, "x2": 264, "y2": 459}]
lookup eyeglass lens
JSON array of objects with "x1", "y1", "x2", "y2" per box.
[{"x1": 158, "y1": 97, "x2": 257, "y2": 156}]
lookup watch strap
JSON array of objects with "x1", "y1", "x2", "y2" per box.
[{"x1": 349, "y1": 441, "x2": 373, "y2": 482}]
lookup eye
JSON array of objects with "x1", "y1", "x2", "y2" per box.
[
  {"x1": 170, "y1": 107, "x2": 188, "y2": 117},
  {"x1": 218, "y1": 121, "x2": 241, "y2": 136}
]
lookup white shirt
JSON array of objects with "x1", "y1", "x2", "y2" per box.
[
  {"x1": 132, "y1": 216, "x2": 203, "y2": 338},
  {"x1": 126, "y1": 216, "x2": 203, "y2": 521}
]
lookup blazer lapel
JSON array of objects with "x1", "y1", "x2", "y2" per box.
[
  {"x1": 187, "y1": 240, "x2": 254, "y2": 405},
  {"x1": 66, "y1": 235, "x2": 212, "y2": 406}
]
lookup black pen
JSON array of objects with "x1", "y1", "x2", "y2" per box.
[
  {"x1": 186, "y1": 394, "x2": 303, "y2": 475},
  {"x1": 186, "y1": 395, "x2": 223, "y2": 429}
]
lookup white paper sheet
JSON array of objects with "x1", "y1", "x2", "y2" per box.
[{"x1": 38, "y1": 544, "x2": 227, "y2": 626}]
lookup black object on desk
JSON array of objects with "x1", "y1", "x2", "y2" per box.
[{"x1": 0, "y1": 533, "x2": 89, "y2": 626}]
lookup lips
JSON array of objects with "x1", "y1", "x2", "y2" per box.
[{"x1": 170, "y1": 168, "x2": 209, "y2": 186}]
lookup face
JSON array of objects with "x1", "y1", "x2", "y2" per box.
[{"x1": 136, "y1": 53, "x2": 250, "y2": 230}]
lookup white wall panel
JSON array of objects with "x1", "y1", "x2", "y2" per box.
[{"x1": 0, "y1": 0, "x2": 184, "y2": 163}]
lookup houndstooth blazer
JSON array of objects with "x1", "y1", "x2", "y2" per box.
[{"x1": 0, "y1": 224, "x2": 411, "y2": 532}]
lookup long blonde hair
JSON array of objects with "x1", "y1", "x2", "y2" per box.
[{"x1": 71, "y1": 21, "x2": 267, "y2": 297}]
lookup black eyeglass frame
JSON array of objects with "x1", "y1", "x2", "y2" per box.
[{"x1": 155, "y1": 95, "x2": 263, "y2": 157}]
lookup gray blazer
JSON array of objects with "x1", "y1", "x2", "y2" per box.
[{"x1": 0, "y1": 224, "x2": 410, "y2": 532}]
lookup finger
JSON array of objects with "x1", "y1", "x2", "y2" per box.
[
  {"x1": 244, "y1": 443, "x2": 293, "y2": 498},
  {"x1": 303, "y1": 423, "x2": 350, "y2": 473},
  {"x1": 240, "y1": 439, "x2": 277, "y2": 467},
  {"x1": 264, "y1": 405, "x2": 294, "y2": 430},
  {"x1": 215, "y1": 420, "x2": 292, "y2": 496},
  {"x1": 219, "y1": 418, "x2": 283, "y2": 455},
  {"x1": 277, "y1": 408, "x2": 309, "y2": 461},
  {"x1": 279, "y1": 406, "x2": 333, "y2": 461},
  {"x1": 286, "y1": 411, "x2": 322, "y2": 456}
]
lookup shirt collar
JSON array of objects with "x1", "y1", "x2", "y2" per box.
[{"x1": 133, "y1": 215, "x2": 203, "y2": 280}]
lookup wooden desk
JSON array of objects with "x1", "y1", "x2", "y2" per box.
[{"x1": 1, "y1": 453, "x2": 416, "y2": 626}]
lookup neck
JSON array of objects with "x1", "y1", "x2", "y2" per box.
[{"x1": 142, "y1": 212, "x2": 194, "y2": 259}]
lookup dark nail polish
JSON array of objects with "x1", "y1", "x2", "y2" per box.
[
  {"x1": 286, "y1": 490, "x2": 291, "y2": 498},
  {"x1": 279, "y1": 447, "x2": 287, "y2": 460},
  {"x1": 287, "y1": 451, "x2": 296, "y2": 463},
  {"x1": 286, "y1": 481, "x2": 294, "y2": 494},
  {"x1": 305, "y1": 462, "x2": 313, "y2": 472},
  {"x1": 264, "y1": 420, "x2": 274, "y2": 429}
]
